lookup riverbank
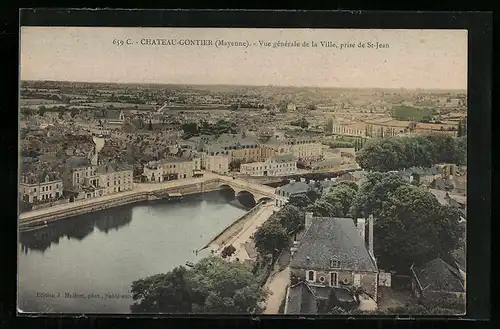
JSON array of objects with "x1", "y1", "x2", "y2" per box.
[{"x1": 19, "y1": 175, "x2": 224, "y2": 230}]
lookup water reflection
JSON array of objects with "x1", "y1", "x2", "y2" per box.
[{"x1": 20, "y1": 206, "x2": 133, "y2": 253}]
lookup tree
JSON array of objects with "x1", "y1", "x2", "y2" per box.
[
  {"x1": 305, "y1": 186, "x2": 322, "y2": 203},
  {"x1": 275, "y1": 204, "x2": 305, "y2": 234},
  {"x1": 148, "y1": 119, "x2": 153, "y2": 130},
  {"x1": 38, "y1": 105, "x2": 47, "y2": 117},
  {"x1": 349, "y1": 172, "x2": 407, "y2": 219},
  {"x1": 221, "y1": 245, "x2": 236, "y2": 259},
  {"x1": 306, "y1": 198, "x2": 335, "y2": 217},
  {"x1": 253, "y1": 220, "x2": 290, "y2": 263},
  {"x1": 130, "y1": 266, "x2": 192, "y2": 313},
  {"x1": 322, "y1": 183, "x2": 358, "y2": 217},
  {"x1": 229, "y1": 159, "x2": 242, "y2": 171},
  {"x1": 373, "y1": 184, "x2": 464, "y2": 271},
  {"x1": 288, "y1": 193, "x2": 312, "y2": 209},
  {"x1": 130, "y1": 257, "x2": 268, "y2": 314},
  {"x1": 453, "y1": 136, "x2": 467, "y2": 166},
  {"x1": 355, "y1": 137, "x2": 408, "y2": 171},
  {"x1": 70, "y1": 108, "x2": 79, "y2": 118}
]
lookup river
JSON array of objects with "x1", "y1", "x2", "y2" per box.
[{"x1": 18, "y1": 192, "x2": 247, "y2": 314}]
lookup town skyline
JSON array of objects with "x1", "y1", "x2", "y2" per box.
[
  {"x1": 20, "y1": 27, "x2": 467, "y2": 90},
  {"x1": 19, "y1": 79, "x2": 467, "y2": 92}
]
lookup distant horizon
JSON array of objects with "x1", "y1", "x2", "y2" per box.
[{"x1": 20, "y1": 79, "x2": 467, "y2": 92}]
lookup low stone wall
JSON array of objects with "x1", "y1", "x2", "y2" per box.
[
  {"x1": 201, "y1": 202, "x2": 265, "y2": 250},
  {"x1": 20, "y1": 193, "x2": 149, "y2": 229},
  {"x1": 31, "y1": 198, "x2": 70, "y2": 211}
]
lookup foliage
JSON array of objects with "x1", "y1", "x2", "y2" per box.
[
  {"x1": 274, "y1": 204, "x2": 305, "y2": 234},
  {"x1": 288, "y1": 193, "x2": 312, "y2": 209},
  {"x1": 221, "y1": 245, "x2": 236, "y2": 259},
  {"x1": 229, "y1": 159, "x2": 242, "y2": 171},
  {"x1": 350, "y1": 173, "x2": 464, "y2": 271},
  {"x1": 290, "y1": 118, "x2": 309, "y2": 129},
  {"x1": 305, "y1": 186, "x2": 322, "y2": 203},
  {"x1": 355, "y1": 135, "x2": 467, "y2": 171},
  {"x1": 391, "y1": 105, "x2": 437, "y2": 121},
  {"x1": 328, "y1": 141, "x2": 354, "y2": 148},
  {"x1": 38, "y1": 105, "x2": 47, "y2": 116},
  {"x1": 322, "y1": 183, "x2": 358, "y2": 217},
  {"x1": 306, "y1": 198, "x2": 335, "y2": 217},
  {"x1": 130, "y1": 256, "x2": 268, "y2": 314},
  {"x1": 252, "y1": 219, "x2": 290, "y2": 262}
]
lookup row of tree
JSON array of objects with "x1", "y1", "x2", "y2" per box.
[
  {"x1": 181, "y1": 120, "x2": 238, "y2": 139},
  {"x1": 129, "y1": 256, "x2": 269, "y2": 313},
  {"x1": 355, "y1": 134, "x2": 467, "y2": 171}
]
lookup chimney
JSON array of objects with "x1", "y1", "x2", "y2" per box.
[
  {"x1": 305, "y1": 212, "x2": 314, "y2": 231},
  {"x1": 450, "y1": 164, "x2": 457, "y2": 177},
  {"x1": 368, "y1": 214, "x2": 374, "y2": 259},
  {"x1": 300, "y1": 177, "x2": 306, "y2": 182},
  {"x1": 356, "y1": 218, "x2": 366, "y2": 241}
]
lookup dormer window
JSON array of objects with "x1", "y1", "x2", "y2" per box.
[{"x1": 330, "y1": 258, "x2": 340, "y2": 269}]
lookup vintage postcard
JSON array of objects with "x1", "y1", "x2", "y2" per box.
[{"x1": 18, "y1": 26, "x2": 467, "y2": 315}]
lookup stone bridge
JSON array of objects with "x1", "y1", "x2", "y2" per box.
[{"x1": 147, "y1": 173, "x2": 277, "y2": 204}]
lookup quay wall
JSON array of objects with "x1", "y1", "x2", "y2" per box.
[
  {"x1": 19, "y1": 179, "x2": 225, "y2": 230},
  {"x1": 19, "y1": 177, "x2": 276, "y2": 230},
  {"x1": 200, "y1": 201, "x2": 267, "y2": 251}
]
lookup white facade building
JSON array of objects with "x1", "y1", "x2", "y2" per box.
[
  {"x1": 143, "y1": 157, "x2": 196, "y2": 182},
  {"x1": 204, "y1": 154, "x2": 229, "y2": 175},
  {"x1": 96, "y1": 163, "x2": 134, "y2": 196},
  {"x1": 19, "y1": 172, "x2": 64, "y2": 204},
  {"x1": 240, "y1": 154, "x2": 298, "y2": 177}
]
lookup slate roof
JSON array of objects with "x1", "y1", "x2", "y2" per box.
[
  {"x1": 412, "y1": 258, "x2": 465, "y2": 293},
  {"x1": 66, "y1": 156, "x2": 91, "y2": 169},
  {"x1": 277, "y1": 181, "x2": 311, "y2": 196},
  {"x1": 285, "y1": 282, "x2": 318, "y2": 314},
  {"x1": 270, "y1": 154, "x2": 297, "y2": 163},
  {"x1": 106, "y1": 110, "x2": 123, "y2": 121},
  {"x1": 285, "y1": 283, "x2": 356, "y2": 314},
  {"x1": 290, "y1": 217, "x2": 377, "y2": 272},
  {"x1": 428, "y1": 189, "x2": 449, "y2": 206},
  {"x1": 432, "y1": 178, "x2": 447, "y2": 190}
]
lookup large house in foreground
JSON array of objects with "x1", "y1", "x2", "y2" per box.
[
  {"x1": 410, "y1": 257, "x2": 465, "y2": 306},
  {"x1": 285, "y1": 213, "x2": 378, "y2": 314}
]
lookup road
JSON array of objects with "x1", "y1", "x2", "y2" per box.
[
  {"x1": 215, "y1": 203, "x2": 275, "y2": 262},
  {"x1": 19, "y1": 171, "x2": 277, "y2": 222},
  {"x1": 263, "y1": 267, "x2": 291, "y2": 314},
  {"x1": 19, "y1": 173, "x2": 221, "y2": 221}
]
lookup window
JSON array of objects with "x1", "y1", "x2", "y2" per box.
[
  {"x1": 330, "y1": 272, "x2": 338, "y2": 287},
  {"x1": 307, "y1": 270, "x2": 316, "y2": 282},
  {"x1": 330, "y1": 258, "x2": 339, "y2": 268}
]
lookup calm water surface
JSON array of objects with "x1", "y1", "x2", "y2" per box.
[{"x1": 18, "y1": 193, "x2": 246, "y2": 314}]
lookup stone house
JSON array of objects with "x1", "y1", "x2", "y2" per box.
[
  {"x1": 19, "y1": 171, "x2": 64, "y2": 204},
  {"x1": 340, "y1": 170, "x2": 367, "y2": 184},
  {"x1": 274, "y1": 179, "x2": 311, "y2": 207},
  {"x1": 410, "y1": 257, "x2": 466, "y2": 306},
  {"x1": 285, "y1": 213, "x2": 378, "y2": 313}
]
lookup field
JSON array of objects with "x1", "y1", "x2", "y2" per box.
[
  {"x1": 391, "y1": 105, "x2": 437, "y2": 121},
  {"x1": 19, "y1": 98, "x2": 61, "y2": 105},
  {"x1": 82, "y1": 102, "x2": 155, "y2": 109}
]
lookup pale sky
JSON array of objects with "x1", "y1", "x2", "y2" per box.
[{"x1": 20, "y1": 27, "x2": 467, "y2": 89}]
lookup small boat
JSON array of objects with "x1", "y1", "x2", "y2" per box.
[{"x1": 185, "y1": 261, "x2": 195, "y2": 268}]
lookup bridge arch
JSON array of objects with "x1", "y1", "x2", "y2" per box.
[
  {"x1": 235, "y1": 190, "x2": 256, "y2": 209},
  {"x1": 218, "y1": 184, "x2": 236, "y2": 201},
  {"x1": 257, "y1": 196, "x2": 272, "y2": 204}
]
